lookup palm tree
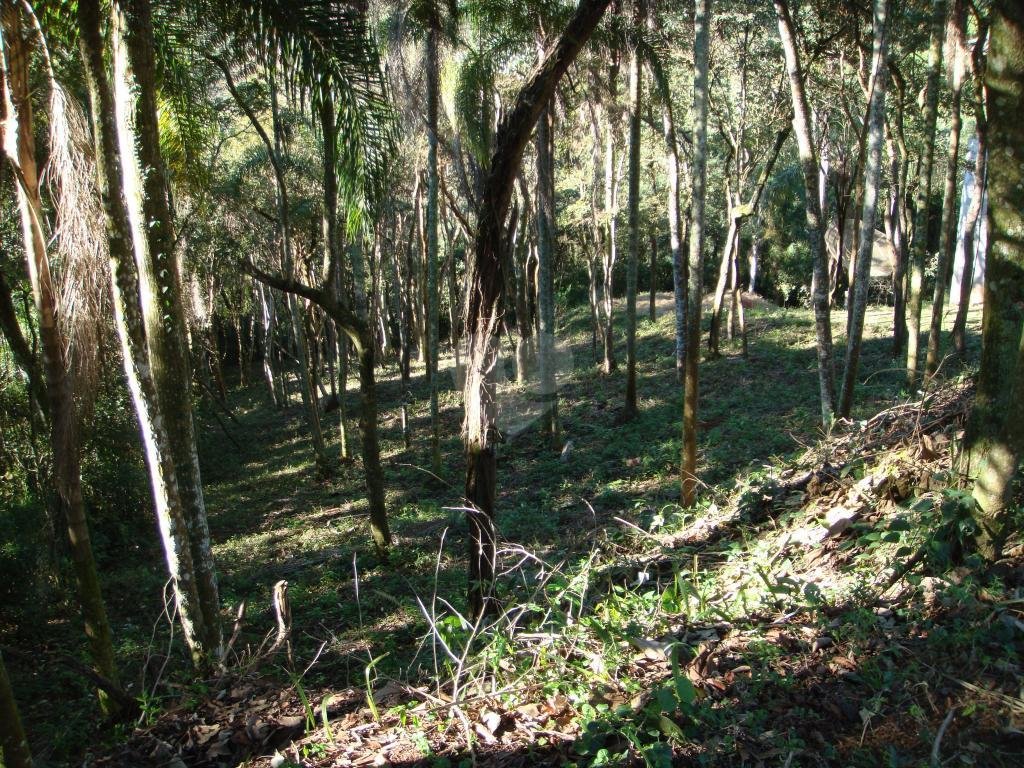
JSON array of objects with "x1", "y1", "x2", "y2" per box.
[{"x1": 1, "y1": 0, "x2": 120, "y2": 708}]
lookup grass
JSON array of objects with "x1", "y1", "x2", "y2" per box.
[{"x1": 8, "y1": 295, "x2": 1020, "y2": 768}]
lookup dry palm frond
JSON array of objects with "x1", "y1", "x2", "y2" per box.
[{"x1": 44, "y1": 82, "x2": 111, "y2": 406}]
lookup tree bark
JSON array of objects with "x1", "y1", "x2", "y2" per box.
[
  {"x1": 839, "y1": 0, "x2": 889, "y2": 417},
  {"x1": 111, "y1": 0, "x2": 222, "y2": 655},
  {"x1": 961, "y1": 0, "x2": 1024, "y2": 561},
  {"x1": 683, "y1": 0, "x2": 711, "y2": 506},
  {"x1": 79, "y1": 0, "x2": 211, "y2": 668},
  {"x1": 624, "y1": 0, "x2": 644, "y2": 418},
  {"x1": 661, "y1": 101, "x2": 687, "y2": 381},
  {"x1": 463, "y1": 0, "x2": 610, "y2": 618},
  {"x1": 2, "y1": 0, "x2": 120, "y2": 709},
  {"x1": 906, "y1": 0, "x2": 945, "y2": 387},
  {"x1": 775, "y1": 0, "x2": 836, "y2": 425}
]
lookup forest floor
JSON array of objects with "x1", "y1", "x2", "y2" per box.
[{"x1": 7, "y1": 296, "x2": 1023, "y2": 767}]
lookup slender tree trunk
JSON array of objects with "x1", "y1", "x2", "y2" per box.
[
  {"x1": 661, "y1": 96, "x2": 687, "y2": 381},
  {"x1": 708, "y1": 201, "x2": 737, "y2": 356},
  {"x1": 961, "y1": 0, "x2": 1024, "y2": 561},
  {"x1": 535, "y1": 98, "x2": 560, "y2": 440},
  {"x1": 354, "y1": 335, "x2": 390, "y2": 555},
  {"x1": 926, "y1": 19, "x2": 966, "y2": 380},
  {"x1": 463, "y1": 0, "x2": 610, "y2": 618},
  {"x1": 648, "y1": 232, "x2": 657, "y2": 322},
  {"x1": 112, "y1": 0, "x2": 222, "y2": 656},
  {"x1": 602, "y1": 48, "x2": 620, "y2": 375},
  {"x1": 0, "y1": 650, "x2": 32, "y2": 768},
  {"x1": 906, "y1": 0, "x2": 945, "y2": 387},
  {"x1": 256, "y1": 280, "x2": 283, "y2": 406},
  {"x1": 775, "y1": 0, "x2": 836, "y2": 425},
  {"x1": 839, "y1": 0, "x2": 889, "y2": 417},
  {"x1": 624, "y1": 0, "x2": 644, "y2": 418},
  {"x1": 1, "y1": 2, "x2": 119, "y2": 708},
  {"x1": 79, "y1": 0, "x2": 211, "y2": 667},
  {"x1": 426, "y1": 23, "x2": 442, "y2": 474},
  {"x1": 683, "y1": 0, "x2": 710, "y2": 506},
  {"x1": 0, "y1": 269, "x2": 45, "y2": 408}
]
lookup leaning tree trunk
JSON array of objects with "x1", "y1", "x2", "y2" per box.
[
  {"x1": 682, "y1": 0, "x2": 711, "y2": 506},
  {"x1": 111, "y1": 0, "x2": 221, "y2": 656},
  {"x1": 1, "y1": 1, "x2": 119, "y2": 710},
  {"x1": 775, "y1": 0, "x2": 836, "y2": 426},
  {"x1": 624, "y1": 0, "x2": 644, "y2": 418},
  {"x1": 906, "y1": 0, "x2": 945, "y2": 387},
  {"x1": 79, "y1": 0, "x2": 211, "y2": 668},
  {"x1": 961, "y1": 0, "x2": 1024, "y2": 561},
  {"x1": 839, "y1": 0, "x2": 889, "y2": 417},
  {"x1": 535, "y1": 100, "x2": 560, "y2": 441},
  {"x1": 0, "y1": 650, "x2": 32, "y2": 768},
  {"x1": 463, "y1": 0, "x2": 611, "y2": 619}
]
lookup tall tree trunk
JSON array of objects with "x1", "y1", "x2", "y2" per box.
[
  {"x1": 624, "y1": 0, "x2": 644, "y2": 418},
  {"x1": 839, "y1": 0, "x2": 889, "y2": 417},
  {"x1": 425, "y1": 23, "x2": 442, "y2": 474},
  {"x1": 79, "y1": 0, "x2": 211, "y2": 668},
  {"x1": 961, "y1": 0, "x2": 1024, "y2": 561},
  {"x1": 535, "y1": 99, "x2": 560, "y2": 440},
  {"x1": 602, "y1": 44, "x2": 620, "y2": 375},
  {"x1": 906, "y1": 0, "x2": 945, "y2": 387},
  {"x1": 0, "y1": 650, "x2": 32, "y2": 768},
  {"x1": 886, "y1": 73, "x2": 910, "y2": 357},
  {"x1": 683, "y1": 0, "x2": 711, "y2": 506},
  {"x1": 112, "y1": 0, "x2": 222, "y2": 655},
  {"x1": 926, "y1": 6, "x2": 966, "y2": 380},
  {"x1": 463, "y1": 0, "x2": 610, "y2": 618},
  {"x1": 1, "y1": 2, "x2": 120, "y2": 708},
  {"x1": 775, "y1": 0, "x2": 836, "y2": 425},
  {"x1": 660, "y1": 91, "x2": 687, "y2": 381}
]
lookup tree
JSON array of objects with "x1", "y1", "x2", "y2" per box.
[
  {"x1": 112, "y1": 0, "x2": 222, "y2": 656},
  {"x1": 462, "y1": 0, "x2": 611, "y2": 618},
  {"x1": 925, "y1": 0, "x2": 969, "y2": 380},
  {"x1": 961, "y1": 0, "x2": 1024, "y2": 561},
  {"x1": 774, "y1": 0, "x2": 836, "y2": 426},
  {"x1": 79, "y1": 0, "x2": 215, "y2": 667},
  {"x1": 1, "y1": 0, "x2": 120, "y2": 707},
  {"x1": 839, "y1": 0, "x2": 889, "y2": 417},
  {"x1": 0, "y1": 650, "x2": 32, "y2": 768},
  {"x1": 952, "y1": 17, "x2": 989, "y2": 359},
  {"x1": 623, "y1": 0, "x2": 645, "y2": 419},
  {"x1": 425, "y1": 10, "x2": 442, "y2": 474},
  {"x1": 906, "y1": 0, "x2": 944, "y2": 388},
  {"x1": 682, "y1": 0, "x2": 710, "y2": 507}
]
